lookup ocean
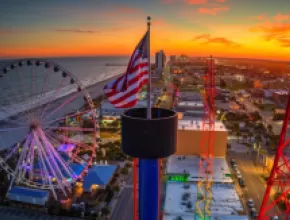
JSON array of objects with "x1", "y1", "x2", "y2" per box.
[{"x1": 0, "y1": 56, "x2": 128, "y2": 149}]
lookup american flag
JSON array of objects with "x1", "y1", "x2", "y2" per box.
[{"x1": 104, "y1": 31, "x2": 149, "y2": 108}]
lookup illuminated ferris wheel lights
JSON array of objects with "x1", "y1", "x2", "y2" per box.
[{"x1": 0, "y1": 59, "x2": 98, "y2": 200}]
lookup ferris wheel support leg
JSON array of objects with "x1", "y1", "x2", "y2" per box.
[
  {"x1": 14, "y1": 134, "x2": 31, "y2": 183},
  {"x1": 8, "y1": 175, "x2": 15, "y2": 191},
  {"x1": 34, "y1": 131, "x2": 58, "y2": 200},
  {"x1": 39, "y1": 141, "x2": 68, "y2": 197},
  {"x1": 36, "y1": 130, "x2": 68, "y2": 197},
  {"x1": 41, "y1": 130, "x2": 75, "y2": 179},
  {"x1": 37, "y1": 129, "x2": 67, "y2": 196}
]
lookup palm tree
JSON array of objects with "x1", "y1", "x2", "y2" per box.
[
  {"x1": 267, "y1": 124, "x2": 274, "y2": 136},
  {"x1": 248, "y1": 131, "x2": 253, "y2": 144},
  {"x1": 233, "y1": 123, "x2": 241, "y2": 143},
  {"x1": 255, "y1": 134, "x2": 262, "y2": 145}
]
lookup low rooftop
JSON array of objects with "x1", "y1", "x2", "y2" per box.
[
  {"x1": 7, "y1": 187, "x2": 49, "y2": 206},
  {"x1": 163, "y1": 182, "x2": 246, "y2": 219},
  {"x1": 166, "y1": 155, "x2": 232, "y2": 183},
  {"x1": 178, "y1": 120, "x2": 227, "y2": 132},
  {"x1": 177, "y1": 101, "x2": 204, "y2": 108},
  {"x1": 83, "y1": 164, "x2": 117, "y2": 191}
]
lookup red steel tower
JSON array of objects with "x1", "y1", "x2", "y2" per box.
[
  {"x1": 259, "y1": 93, "x2": 290, "y2": 219},
  {"x1": 196, "y1": 56, "x2": 216, "y2": 219}
]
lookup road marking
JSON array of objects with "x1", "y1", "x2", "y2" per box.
[
  {"x1": 111, "y1": 190, "x2": 127, "y2": 220},
  {"x1": 121, "y1": 191, "x2": 133, "y2": 220}
]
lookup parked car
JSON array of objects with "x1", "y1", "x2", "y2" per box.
[
  {"x1": 239, "y1": 179, "x2": 245, "y2": 187},
  {"x1": 251, "y1": 208, "x2": 258, "y2": 218},
  {"x1": 232, "y1": 164, "x2": 237, "y2": 171},
  {"x1": 230, "y1": 159, "x2": 235, "y2": 165},
  {"x1": 236, "y1": 170, "x2": 242, "y2": 178},
  {"x1": 247, "y1": 199, "x2": 254, "y2": 208}
]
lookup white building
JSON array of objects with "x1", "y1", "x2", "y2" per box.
[
  {"x1": 175, "y1": 101, "x2": 204, "y2": 112},
  {"x1": 234, "y1": 74, "x2": 245, "y2": 82},
  {"x1": 163, "y1": 155, "x2": 247, "y2": 220}
]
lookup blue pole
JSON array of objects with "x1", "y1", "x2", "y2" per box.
[{"x1": 139, "y1": 159, "x2": 159, "y2": 220}]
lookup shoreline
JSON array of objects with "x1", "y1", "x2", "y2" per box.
[
  {"x1": 0, "y1": 74, "x2": 121, "y2": 149},
  {"x1": 0, "y1": 74, "x2": 120, "y2": 122},
  {"x1": 84, "y1": 74, "x2": 120, "y2": 101}
]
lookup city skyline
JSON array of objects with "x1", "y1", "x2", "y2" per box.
[{"x1": 1, "y1": 0, "x2": 290, "y2": 60}]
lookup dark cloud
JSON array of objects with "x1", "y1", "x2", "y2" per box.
[{"x1": 55, "y1": 29, "x2": 99, "y2": 34}]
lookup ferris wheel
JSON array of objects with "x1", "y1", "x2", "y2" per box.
[{"x1": 0, "y1": 59, "x2": 98, "y2": 200}]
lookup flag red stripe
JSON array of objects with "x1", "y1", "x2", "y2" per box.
[
  {"x1": 104, "y1": 31, "x2": 149, "y2": 108},
  {"x1": 108, "y1": 77, "x2": 148, "y2": 105},
  {"x1": 129, "y1": 63, "x2": 148, "y2": 75},
  {"x1": 105, "y1": 67, "x2": 148, "y2": 97}
]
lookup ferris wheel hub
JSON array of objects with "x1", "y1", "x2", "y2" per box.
[{"x1": 30, "y1": 120, "x2": 40, "y2": 131}]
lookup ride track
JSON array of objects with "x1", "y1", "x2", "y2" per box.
[
  {"x1": 0, "y1": 59, "x2": 98, "y2": 200},
  {"x1": 196, "y1": 57, "x2": 216, "y2": 219},
  {"x1": 259, "y1": 92, "x2": 290, "y2": 219}
]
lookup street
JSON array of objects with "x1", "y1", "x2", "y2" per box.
[
  {"x1": 229, "y1": 149, "x2": 281, "y2": 218},
  {"x1": 111, "y1": 187, "x2": 134, "y2": 220},
  {"x1": 111, "y1": 171, "x2": 134, "y2": 220}
]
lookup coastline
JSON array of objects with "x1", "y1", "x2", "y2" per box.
[
  {"x1": 0, "y1": 74, "x2": 121, "y2": 149},
  {"x1": 85, "y1": 74, "x2": 120, "y2": 101}
]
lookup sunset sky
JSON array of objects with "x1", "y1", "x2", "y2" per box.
[{"x1": 0, "y1": 0, "x2": 290, "y2": 60}]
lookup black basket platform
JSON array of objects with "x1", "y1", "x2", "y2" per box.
[{"x1": 121, "y1": 108, "x2": 177, "y2": 159}]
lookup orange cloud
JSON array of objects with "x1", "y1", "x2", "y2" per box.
[
  {"x1": 55, "y1": 29, "x2": 99, "y2": 34},
  {"x1": 215, "y1": 0, "x2": 226, "y2": 2},
  {"x1": 250, "y1": 22, "x2": 290, "y2": 47},
  {"x1": 249, "y1": 14, "x2": 267, "y2": 21},
  {"x1": 274, "y1": 13, "x2": 290, "y2": 21},
  {"x1": 198, "y1": 7, "x2": 229, "y2": 15},
  {"x1": 193, "y1": 34, "x2": 241, "y2": 47},
  {"x1": 162, "y1": 0, "x2": 208, "y2": 4},
  {"x1": 152, "y1": 19, "x2": 168, "y2": 27}
]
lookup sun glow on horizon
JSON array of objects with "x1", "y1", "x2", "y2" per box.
[{"x1": 0, "y1": 0, "x2": 290, "y2": 61}]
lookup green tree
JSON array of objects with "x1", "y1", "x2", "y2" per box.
[
  {"x1": 172, "y1": 77, "x2": 181, "y2": 88},
  {"x1": 125, "y1": 162, "x2": 132, "y2": 168},
  {"x1": 233, "y1": 123, "x2": 241, "y2": 143},
  {"x1": 255, "y1": 123, "x2": 265, "y2": 134},
  {"x1": 101, "y1": 206, "x2": 110, "y2": 216},
  {"x1": 110, "y1": 120, "x2": 120, "y2": 128},
  {"x1": 267, "y1": 124, "x2": 274, "y2": 136},
  {"x1": 113, "y1": 185, "x2": 120, "y2": 193},
  {"x1": 120, "y1": 167, "x2": 129, "y2": 175},
  {"x1": 248, "y1": 131, "x2": 254, "y2": 144},
  {"x1": 220, "y1": 79, "x2": 226, "y2": 89}
]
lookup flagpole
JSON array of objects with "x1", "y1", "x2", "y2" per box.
[
  {"x1": 147, "y1": 16, "x2": 151, "y2": 119},
  {"x1": 138, "y1": 16, "x2": 159, "y2": 220}
]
